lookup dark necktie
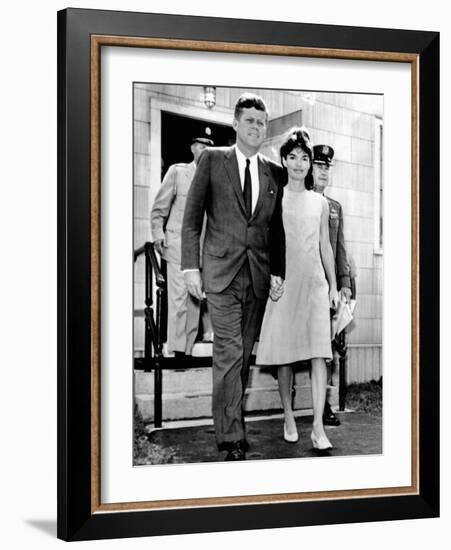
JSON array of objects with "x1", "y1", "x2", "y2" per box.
[{"x1": 244, "y1": 158, "x2": 252, "y2": 219}]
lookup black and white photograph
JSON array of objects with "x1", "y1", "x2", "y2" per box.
[{"x1": 133, "y1": 83, "x2": 384, "y2": 465}]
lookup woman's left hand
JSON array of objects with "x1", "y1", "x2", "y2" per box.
[{"x1": 329, "y1": 287, "x2": 339, "y2": 311}]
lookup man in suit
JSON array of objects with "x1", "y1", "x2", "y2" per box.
[
  {"x1": 313, "y1": 144, "x2": 351, "y2": 426},
  {"x1": 181, "y1": 94, "x2": 285, "y2": 460},
  {"x1": 151, "y1": 136, "x2": 214, "y2": 359}
]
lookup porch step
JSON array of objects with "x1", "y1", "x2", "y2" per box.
[
  {"x1": 134, "y1": 341, "x2": 213, "y2": 359},
  {"x1": 135, "y1": 366, "x2": 338, "y2": 422}
]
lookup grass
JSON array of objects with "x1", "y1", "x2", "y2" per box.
[
  {"x1": 133, "y1": 405, "x2": 179, "y2": 466},
  {"x1": 344, "y1": 378, "x2": 382, "y2": 416}
]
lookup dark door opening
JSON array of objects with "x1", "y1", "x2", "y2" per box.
[{"x1": 161, "y1": 111, "x2": 235, "y2": 178}]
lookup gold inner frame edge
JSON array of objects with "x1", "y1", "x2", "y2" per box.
[{"x1": 90, "y1": 35, "x2": 420, "y2": 514}]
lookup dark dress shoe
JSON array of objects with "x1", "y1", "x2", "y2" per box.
[
  {"x1": 323, "y1": 403, "x2": 341, "y2": 426},
  {"x1": 224, "y1": 440, "x2": 246, "y2": 461},
  {"x1": 218, "y1": 439, "x2": 249, "y2": 452},
  {"x1": 239, "y1": 439, "x2": 249, "y2": 452}
]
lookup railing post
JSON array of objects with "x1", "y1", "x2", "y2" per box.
[
  {"x1": 154, "y1": 359, "x2": 163, "y2": 428},
  {"x1": 338, "y1": 330, "x2": 347, "y2": 411},
  {"x1": 153, "y1": 286, "x2": 164, "y2": 428},
  {"x1": 135, "y1": 242, "x2": 165, "y2": 428},
  {"x1": 145, "y1": 243, "x2": 163, "y2": 428},
  {"x1": 143, "y1": 244, "x2": 154, "y2": 374}
]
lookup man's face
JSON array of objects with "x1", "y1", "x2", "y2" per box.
[
  {"x1": 191, "y1": 142, "x2": 208, "y2": 163},
  {"x1": 233, "y1": 107, "x2": 267, "y2": 155},
  {"x1": 313, "y1": 162, "x2": 332, "y2": 193}
]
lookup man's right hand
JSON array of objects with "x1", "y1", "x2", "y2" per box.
[
  {"x1": 269, "y1": 275, "x2": 284, "y2": 301},
  {"x1": 154, "y1": 238, "x2": 166, "y2": 256},
  {"x1": 184, "y1": 270, "x2": 204, "y2": 301}
]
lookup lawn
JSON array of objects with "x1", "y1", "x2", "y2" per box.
[{"x1": 345, "y1": 378, "x2": 382, "y2": 416}]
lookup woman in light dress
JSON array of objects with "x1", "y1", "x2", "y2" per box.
[{"x1": 256, "y1": 127, "x2": 338, "y2": 450}]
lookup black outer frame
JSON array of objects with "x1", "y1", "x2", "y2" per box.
[{"x1": 57, "y1": 8, "x2": 439, "y2": 542}]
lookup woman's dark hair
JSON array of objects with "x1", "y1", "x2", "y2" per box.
[{"x1": 279, "y1": 126, "x2": 314, "y2": 189}]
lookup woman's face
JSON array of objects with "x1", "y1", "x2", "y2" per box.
[{"x1": 282, "y1": 147, "x2": 311, "y2": 183}]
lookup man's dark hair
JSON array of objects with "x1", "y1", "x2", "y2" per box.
[
  {"x1": 280, "y1": 126, "x2": 314, "y2": 190},
  {"x1": 234, "y1": 93, "x2": 268, "y2": 121}
]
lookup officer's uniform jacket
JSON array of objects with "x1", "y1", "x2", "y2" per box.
[
  {"x1": 151, "y1": 161, "x2": 197, "y2": 265},
  {"x1": 325, "y1": 195, "x2": 351, "y2": 291},
  {"x1": 151, "y1": 160, "x2": 202, "y2": 354}
]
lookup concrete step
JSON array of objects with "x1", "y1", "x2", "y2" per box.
[
  {"x1": 134, "y1": 366, "x2": 318, "y2": 395},
  {"x1": 135, "y1": 365, "x2": 338, "y2": 421},
  {"x1": 134, "y1": 365, "x2": 313, "y2": 394},
  {"x1": 134, "y1": 341, "x2": 213, "y2": 359},
  {"x1": 136, "y1": 342, "x2": 341, "y2": 396},
  {"x1": 164, "y1": 342, "x2": 213, "y2": 357},
  {"x1": 136, "y1": 385, "x2": 318, "y2": 421}
]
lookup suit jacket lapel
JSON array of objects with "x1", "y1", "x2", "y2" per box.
[
  {"x1": 250, "y1": 156, "x2": 270, "y2": 221},
  {"x1": 223, "y1": 147, "x2": 246, "y2": 216}
]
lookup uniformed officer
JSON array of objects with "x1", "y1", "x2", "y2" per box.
[
  {"x1": 151, "y1": 136, "x2": 214, "y2": 358},
  {"x1": 313, "y1": 144, "x2": 351, "y2": 426}
]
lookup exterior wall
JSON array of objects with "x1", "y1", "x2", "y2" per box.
[
  {"x1": 133, "y1": 85, "x2": 152, "y2": 352},
  {"x1": 133, "y1": 83, "x2": 383, "y2": 385},
  {"x1": 309, "y1": 93, "x2": 383, "y2": 384}
]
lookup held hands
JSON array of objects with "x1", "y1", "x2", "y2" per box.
[
  {"x1": 184, "y1": 270, "x2": 204, "y2": 301},
  {"x1": 270, "y1": 275, "x2": 284, "y2": 302},
  {"x1": 154, "y1": 238, "x2": 166, "y2": 256},
  {"x1": 329, "y1": 286, "x2": 339, "y2": 311}
]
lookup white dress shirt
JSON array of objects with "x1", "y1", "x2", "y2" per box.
[{"x1": 234, "y1": 145, "x2": 260, "y2": 214}]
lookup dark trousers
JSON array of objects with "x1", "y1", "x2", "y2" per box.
[{"x1": 206, "y1": 261, "x2": 266, "y2": 448}]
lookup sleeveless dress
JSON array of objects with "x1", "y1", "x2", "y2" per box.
[{"x1": 256, "y1": 189, "x2": 332, "y2": 364}]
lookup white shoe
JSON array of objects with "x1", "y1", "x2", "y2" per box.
[
  {"x1": 283, "y1": 422, "x2": 299, "y2": 443},
  {"x1": 310, "y1": 431, "x2": 333, "y2": 450}
]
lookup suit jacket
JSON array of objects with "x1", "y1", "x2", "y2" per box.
[
  {"x1": 150, "y1": 161, "x2": 196, "y2": 264},
  {"x1": 181, "y1": 146, "x2": 285, "y2": 299},
  {"x1": 325, "y1": 195, "x2": 351, "y2": 290}
]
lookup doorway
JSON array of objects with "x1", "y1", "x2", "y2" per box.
[{"x1": 161, "y1": 111, "x2": 235, "y2": 178}]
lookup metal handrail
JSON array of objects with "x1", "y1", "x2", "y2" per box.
[
  {"x1": 134, "y1": 241, "x2": 165, "y2": 427},
  {"x1": 134, "y1": 242, "x2": 165, "y2": 288}
]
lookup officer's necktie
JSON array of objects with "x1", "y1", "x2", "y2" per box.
[{"x1": 244, "y1": 158, "x2": 252, "y2": 219}]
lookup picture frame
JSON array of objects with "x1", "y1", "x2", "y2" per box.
[{"x1": 57, "y1": 7, "x2": 439, "y2": 541}]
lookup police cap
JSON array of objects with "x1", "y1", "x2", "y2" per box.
[
  {"x1": 191, "y1": 137, "x2": 214, "y2": 146},
  {"x1": 313, "y1": 144, "x2": 335, "y2": 165}
]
